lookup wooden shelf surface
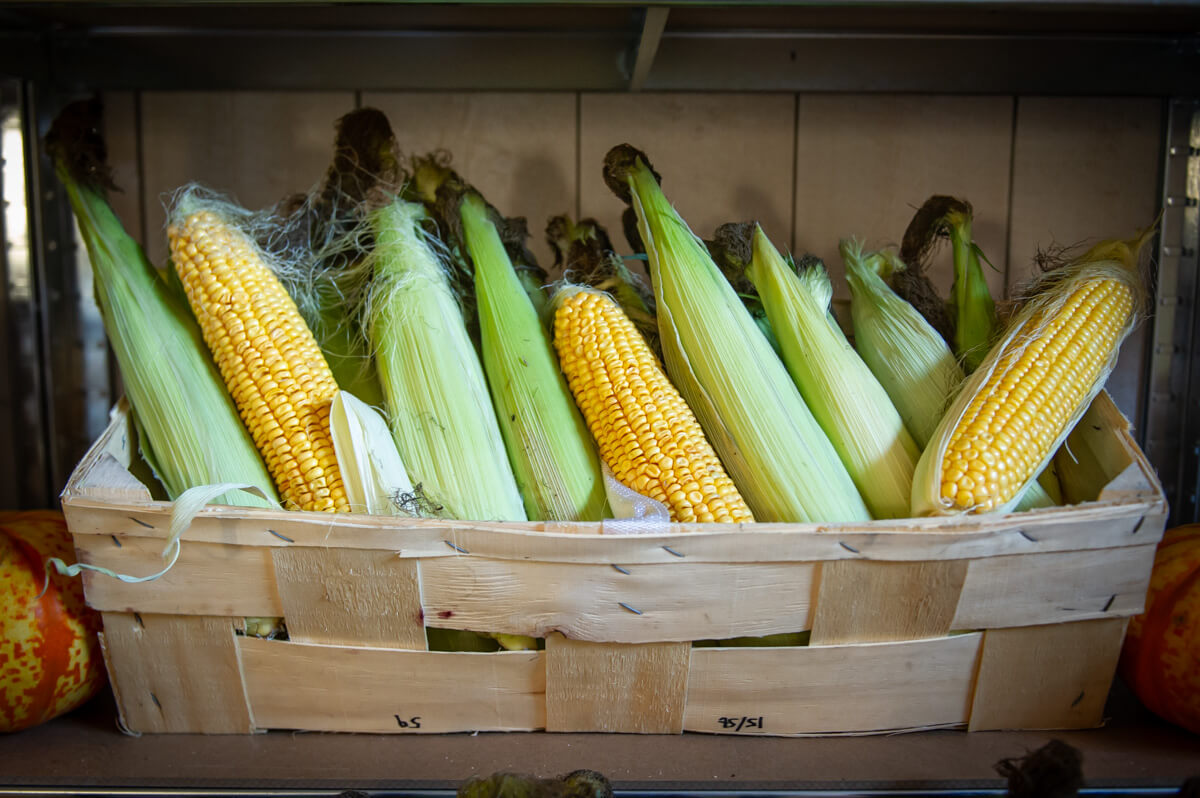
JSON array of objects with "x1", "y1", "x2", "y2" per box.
[{"x1": 2, "y1": 681, "x2": 1197, "y2": 792}]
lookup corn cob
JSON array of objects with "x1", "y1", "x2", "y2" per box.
[
  {"x1": 168, "y1": 192, "x2": 348, "y2": 513},
  {"x1": 46, "y1": 102, "x2": 277, "y2": 510},
  {"x1": 414, "y1": 163, "x2": 608, "y2": 523},
  {"x1": 604, "y1": 145, "x2": 870, "y2": 523},
  {"x1": 900, "y1": 196, "x2": 998, "y2": 372},
  {"x1": 366, "y1": 197, "x2": 526, "y2": 522},
  {"x1": 711, "y1": 224, "x2": 919, "y2": 519},
  {"x1": 912, "y1": 235, "x2": 1146, "y2": 515},
  {"x1": 842, "y1": 239, "x2": 965, "y2": 448},
  {"x1": 455, "y1": 191, "x2": 608, "y2": 522},
  {"x1": 553, "y1": 286, "x2": 753, "y2": 523}
]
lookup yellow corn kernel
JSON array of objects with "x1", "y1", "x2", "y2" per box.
[
  {"x1": 554, "y1": 287, "x2": 753, "y2": 524},
  {"x1": 169, "y1": 206, "x2": 349, "y2": 513}
]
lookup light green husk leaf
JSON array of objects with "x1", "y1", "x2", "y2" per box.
[
  {"x1": 365, "y1": 198, "x2": 526, "y2": 522},
  {"x1": 607, "y1": 146, "x2": 869, "y2": 523},
  {"x1": 746, "y1": 227, "x2": 919, "y2": 519},
  {"x1": 49, "y1": 105, "x2": 277, "y2": 509},
  {"x1": 459, "y1": 193, "x2": 608, "y2": 522}
]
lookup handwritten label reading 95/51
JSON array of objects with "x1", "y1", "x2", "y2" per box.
[
  {"x1": 718, "y1": 716, "x2": 763, "y2": 732},
  {"x1": 394, "y1": 715, "x2": 422, "y2": 729}
]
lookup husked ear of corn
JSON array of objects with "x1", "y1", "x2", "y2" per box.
[
  {"x1": 711, "y1": 223, "x2": 919, "y2": 520},
  {"x1": 553, "y1": 286, "x2": 753, "y2": 523},
  {"x1": 168, "y1": 190, "x2": 349, "y2": 513},
  {"x1": 912, "y1": 235, "x2": 1147, "y2": 515},
  {"x1": 47, "y1": 101, "x2": 277, "y2": 510},
  {"x1": 366, "y1": 197, "x2": 526, "y2": 522},
  {"x1": 603, "y1": 145, "x2": 870, "y2": 523}
]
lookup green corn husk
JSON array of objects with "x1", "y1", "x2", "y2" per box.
[
  {"x1": 900, "y1": 196, "x2": 998, "y2": 372},
  {"x1": 711, "y1": 223, "x2": 919, "y2": 520},
  {"x1": 842, "y1": 240, "x2": 1058, "y2": 512},
  {"x1": 455, "y1": 191, "x2": 608, "y2": 522},
  {"x1": 604, "y1": 145, "x2": 869, "y2": 523},
  {"x1": 842, "y1": 240, "x2": 966, "y2": 448},
  {"x1": 546, "y1": 214, "x2": 659, "y2": 354},
  {"x1": 47, "y1": 100, "x2": 277, "y2": 509},
  {"x1": 411, "y1": 155, "x2": 549, "y2": 337},
  {"x1": 366, "y1": 197, "x2": 526, "y2": 522},
  {"x1": 704, "y1": 233, "x2": 783, "y2": 357}
]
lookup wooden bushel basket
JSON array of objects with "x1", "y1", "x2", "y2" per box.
[{"x1": 61, "y1": 392, "x2": 1166, "y2": 737}]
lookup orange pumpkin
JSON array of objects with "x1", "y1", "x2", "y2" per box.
[
  {"x1": 1, "y1": 510, "x2": 106, "y2": 732},
  {"x1": 1120, "y1": 523, "x2": 1200, "y2": 734}
]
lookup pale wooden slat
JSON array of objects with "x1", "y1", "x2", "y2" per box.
[
  {"x1": 1056, "y1": 392, "x2": 1163, "y2": 507},
  {"x1": 62, "y1": 399, "x2": 136, "y2": 498},
  {"x1": 271, "y1": 548, "x2": 426, "y2": 650},
  {"x1": 100, "y1": 92, "x2": 144, "y2": 247},
  {"x1": 64, "y1": 496, "x2": 1158, "y2": 566},
  {"x1": 545, "y1": 634, "x2": 689, "y2": 733},
  {"x1": 420, "y1": 558, "x2": 814, "y2": 643},
  {"x1": 968, "y1": 617, "x2": 1129, "y2": 731},
  {"x1": 952, "y1": 544, "x2": 1157, "y2": 630},
  {"x1": 809, "y1": 560, "x2": 968, "y2": 645},
  {"x1": 362, "y1": 92, "x2": 576, "y2": 272},
  {"x1": 139, "y1": 91, "x2": 356, "y2": 267},
  {"x1": 794, "y1": 94, "x2": 1014, "y2": 300},
  {"x1": 71, "y1": 538, "x2": 1158, "y2": 638},
  {"x1": 100, "y1": 612, "x2": 253, "y2": 733},
  {"x1": 684, "y1": 633, "x2": 982, "y2": 735},
  {"x1": 579, "y1": 93, "x2": 795, "y2": 259},
  {"x1": 1006, "y1": 97, "x2": 1162, "y2": 421},
  {"x1": 75, "y1": 535, "x2": 282, "y2": 617},
  {"x1": 239, "y1": 637, "x2": 545, "y2": 733},
  {"x1": 73, "y1": 454, "x2": 154, "y2": 503}
]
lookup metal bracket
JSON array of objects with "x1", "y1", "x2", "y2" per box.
[
  {"x1": 1143, "y1": 98, "x2": 1200, "y2": 524},
  {"x1": 628, "y1": 7, "x2": 670, "y2": 92}
]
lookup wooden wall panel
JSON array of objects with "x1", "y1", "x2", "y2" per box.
[
  {"x1": 100, "y1": 92, "x2": 144, "y2": 247},
  {"x1": 139, "y1": 91, "x2": 356, "y2": 267},
  {"x1": 363, "y1": 92, "x2": 577, "y2": 271},
  {"x1": 1007, "y1": 97, "x2": 1162, "y2": 424},
  {"x1": 794, "y1": 95, "x2": 1014, "y2": 302},
  {"x1": 579, "y1": 93, "x2": 796, "y2": 262}
]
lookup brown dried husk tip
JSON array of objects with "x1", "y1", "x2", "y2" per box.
[
  {"x1": 895, "y1": 195, "x2": 970, "y2": 342},
  {"x1": 705, "y1": 221, "x2": 758, "y2": 294},
  {"x1": 546, "y1": 215, "x2": 657, "y2": 341},
  {"x1": 263, "y1": 107, "x2": 405, "y2": 261},
  {"x1": 417, "y1": 154, "x2": 547, "y2": 284},
  {"x1": 546, "y1": 215, "x2": 611, "y2": 278},
  {"x1": 603, "y1": 143, "x2": 662, "y2": 205},
  {"x1": 45, "y1": 97, "x2": 118, "y2": 194}
]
